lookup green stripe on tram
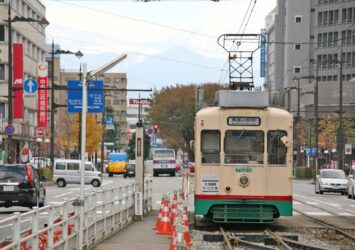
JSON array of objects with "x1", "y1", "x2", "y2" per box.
[{"x1": 195, "y1": 199, "x2": 293, "y2": 223}]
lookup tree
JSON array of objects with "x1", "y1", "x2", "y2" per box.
[
  {"x1": 127, "y1": 131, "x2": 151, "y2": 160},
  {"x1": 56, "y1": 113, "x2": 77, "y2": 158},
  {"x1": 149, "y1": 83, "x2": 225, "y2": 157},
  {"x1": 71, "y1": 113, "x2": 102, "y2": 155}
]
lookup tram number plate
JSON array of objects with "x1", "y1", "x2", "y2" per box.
[{"x1": 236, "y1": 167, "x2": 252, "y2": 173}]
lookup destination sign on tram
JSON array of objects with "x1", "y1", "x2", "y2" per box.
[{"x1": 227, "y1": 117, "x2": 260, "y2": 126}]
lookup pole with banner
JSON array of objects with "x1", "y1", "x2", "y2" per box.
[
  {"x1": 13, "y1": 43, "x2": 24, "y2": 119},
  {"x1": 37, "y1": 62, "x2": 48, "y2": 127},
  {"x1": 135, "y1": 120, "x2": 144, "y2": 220}
]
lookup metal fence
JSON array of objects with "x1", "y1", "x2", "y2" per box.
[{"x1": 0, "y1": 178, "x2": 153, "y2": 250}]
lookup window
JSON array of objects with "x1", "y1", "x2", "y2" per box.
[
  {"x1": 324, "y1": 12, "x2": 328, "y2": 25},
  {"x1": 334, "y1": 31, "x2": 338, "y2": 45},
  {"x1": 55, "y1": 162, "x2": 66, "y2": 170},
  {"x1": 329, "y1": 10, "x2": 334, "y2": 24},
  {"x1": 201, "y1": 130, "x2": 220, "y2": 164},
  {"x1": 267, "y1": 130, "x2": 287, "y2": 165},
  {"x1": 342, "y1": 8, "x2": 347, "y2": 23},
  {"x1": 295, "y1": 16, "x2": 302, "y2": 23},
  {"x1": 67, "y1": 163, "x2": 79, "y2": 170},
  {"x1": 328, "y1": 33, "x2": 334, "y2": 47},
  {"x1": 294, "y1": 66, "x2": 301, "y2": 74},
  {"x1": 323, "y1": 33, "x2": 328, "y2": 46},
  {"x1": 334, "y1": 10, "x2": 339, "y2": 24},
  {"x1": 348, "y1": 8, "x2": 353, "y2": 22},
  {"x1": 318, "y1": 34, "x2": 322, "y2": 47},
  {"x1": 85, "y1": 164, "x2": 94, "y2": 171},
  {"x1": 0, "y1": 25, "x2": 5, "y2": 41},
  {"x1": 224, "y1": 130, "x2": 264, "y2": 164},
  {"x1": 347, "y1": 30, "x2": 352, "y2": 45},
  {"x1": 294, "y1": 44, "x2": 301, "y2": 50},
  {"x1": 341, "y1": 31, "x2": 346, "y2": 45},
  {"x1": 318, "y1": 12, "x2": 323, "y2": 26},
  {"x1": 0, "y1": 64, "x2": 6, "y2": 81}
]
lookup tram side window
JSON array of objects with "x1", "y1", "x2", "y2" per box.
[
  {"x1": 224, "y1": 130, "x2": 264, "y2": 164},
  {"x1": 267, "y1": 130, "x2": 287, "y2": 165},
  {"x1": 201, "y1": 130, "x2": 220, "y2": 164}
]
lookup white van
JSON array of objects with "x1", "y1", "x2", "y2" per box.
[{"x1": 53, "y1": 159, "x2": 103, "y2": 187}]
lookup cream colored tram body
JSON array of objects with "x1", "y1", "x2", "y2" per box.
[{"x1": 194, "y1": 91, "x2": 293, "y2": 224}]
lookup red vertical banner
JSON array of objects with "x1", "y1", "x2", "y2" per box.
[
  {"x1": 37, "y1": 62, "x2": 48, "y2": 127},
  {"x1": 13, "y1": 43, "x2": 24, "y2": 119}
]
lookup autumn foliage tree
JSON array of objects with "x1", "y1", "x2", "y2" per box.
[
  {"x1": 149, "y1": 83, "x2": 226, "y2": 153},
  {"x1": 57, "y1": 113, "x2": 102, "y2": 158}
]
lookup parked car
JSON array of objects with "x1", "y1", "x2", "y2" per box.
[
  {"x1": 0, "y1": 163, "x2": 46, "y2": 208},
  {"x1": 315, "y1": 169, "x2": 348, "y2": 195},
  {"x1": 124, "y1": 163, "x2": 135, "y2": 178},
  {"x1": 53, "y1": 159, "x2": 102, "y2": 187},
  {"x1": 347, "y1": 166, "x2": 355, "y2": 199}
]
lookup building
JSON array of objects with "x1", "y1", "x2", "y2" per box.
[
  {"x1": 0, "y1": 0, "x2": 47, "y2": 162},
  {"x1": 265, "y1": 0, "x2": 355, "y2": 118}
]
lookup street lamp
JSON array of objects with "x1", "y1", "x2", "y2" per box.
[
  {"x1": 49, "y1": 40, "x2": 83, "y2": 166},
  {"x1": 4, "y1": 4, "x2": 48, "y2": 163},
  {"x1": 77, "y1": 54, "x2": 127, "y2": 249}
]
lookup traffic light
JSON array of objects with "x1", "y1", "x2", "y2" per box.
[{"x1": 153, "y1": 124, "x2": 159, "y2": 134}]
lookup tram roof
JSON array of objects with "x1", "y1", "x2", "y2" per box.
[{"x1": 214, "y1": 90, "x2": 269, "y2": 108}]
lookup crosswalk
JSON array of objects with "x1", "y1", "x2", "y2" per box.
[{"x1": 293, "y1": 193, "x2": 355, "y2": 217}]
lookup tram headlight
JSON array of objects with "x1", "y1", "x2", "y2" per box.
[{"x1": 239, "y1": 175, "x2": 249, "y2": 187}]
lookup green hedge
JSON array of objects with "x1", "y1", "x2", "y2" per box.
[
  {"x1": 38, "y1": 167, "x2": 53, "y2": 181},
  {"x1": 294, "y1": 167, "x2": 314, "y2": 179}
]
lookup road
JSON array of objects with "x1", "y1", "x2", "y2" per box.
[{"x1": 0, "y1": 176, "x2": 354, "y2": 241}]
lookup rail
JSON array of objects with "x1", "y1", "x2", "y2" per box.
[{"x1": 0, "y1": 178, "x2": 153, "y2": 249}]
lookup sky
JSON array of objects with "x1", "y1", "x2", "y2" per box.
[{"x1": 42, "y1": 0, "x2": 277, "y2": 98}]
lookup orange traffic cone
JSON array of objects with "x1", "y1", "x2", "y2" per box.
[
  {"x1": 183, "y1": 206, "x2": 192, "y2": 246},
  {"x1": 170, "y1": 191, "x2": 178, "y2": 226},
  {"x1": 153, "y1": 196, "x2": 164, "y2": 230},
  {"x1": 169, "y1": 223, "x2": 177, "y2": 250},
  {"x1": 156, "y1": 197, "x2": 172, "y2": 235}
]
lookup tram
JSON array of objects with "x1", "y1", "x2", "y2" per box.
[{"x1": 193, "y1": 90, "x2": 293, "y2": 225}]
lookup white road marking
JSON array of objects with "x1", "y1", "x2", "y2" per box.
[
  {"x1": 101, "y1": 181, "x2": 114, "y2": 186},
  {"x1": 55, "y1": 192, "x2": 74, "y2": 198},
  {"x1": 292, "y1": 211, "x2": 300, "y2": 215},
  {"x1": 305, "y1": 212, "x2": 331, "y2": 216},
  {"x1": 337, "y1": 212, "x2": 353, "y2": 216},
  {"x1": 349, "y1": 205, "x2": 355, "y2": 208},
  {"x1": 328, "y1": 203, "x2": 341, "y2": 207},
  {"x1": 306, "y1": 202, "x2": 319, "y2": 205},
  {"x1": 293, "y1": 201, "x2": 301, "y2": 205}
]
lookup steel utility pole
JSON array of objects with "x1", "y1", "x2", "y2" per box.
[
  {"x1": 314, "y1": 63, "x2": 319, "y2": 176},
  {"x1": 337, "y1": 46, "x2": 344, "y2": 169}
]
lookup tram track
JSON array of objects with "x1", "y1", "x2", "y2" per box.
[
  {"x1": 293, "y1": 198, "x2": 355, "y2": 242},
  {"x1": 219, "y1": 226, "x2": 332, "y2": 250}
]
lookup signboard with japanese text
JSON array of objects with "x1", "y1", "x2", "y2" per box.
[
  {"x1": 67, "y1": 80, "x2": 104, "y2": 113},
  {"x1": 134, "y1": 192, "x2": 143, "y2": 216},
  {"x1": 13, "y1": 43, "x2": 24, "y2": 119},
  {"x1": 37, "y1": 62, "x2": 48, "y2": 127},
  {"x1": 129, "y1": 99, "x2": 150, "y2": 107},
  {"x1": 201, "y1": 174, "x2": 220, "y2": 193},
  {"x1": 260, "y1": 29, "x2": 266, "y2": 77}
]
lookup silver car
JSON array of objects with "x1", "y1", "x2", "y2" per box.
[{"x1": 315, "y1": 169, "x2": 347, "y2": 195}]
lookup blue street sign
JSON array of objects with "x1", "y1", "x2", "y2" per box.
[
  {"x1": 5, "y1": 124, "x2": 15, "y2": 135},
  {"x1": 306, "y1": 147, "x2": 317, "y2": 156},
  {"x1": 67, "y1": 80, "x2": 104, "y2": 113},
  {"x1": 106, "y1": 116, "x2": 114, "y2": 125},
  {"x1": 23, "y1": 79, "x2": 38, "y2": 94}
]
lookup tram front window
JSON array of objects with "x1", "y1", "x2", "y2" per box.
[
  {"x1": 267, "y1": 130, "x2": 287, "y2": 165},
  {"x1": 201, "y1": 130, "x2": 220, "y2": 164},
  {"x1": 224, "y1": 130, "x2": 264, "y2": 164}
]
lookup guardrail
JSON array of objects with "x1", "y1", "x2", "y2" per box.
[{"x1": 0, "y1": 178, "x2": 153, "y2": 249}]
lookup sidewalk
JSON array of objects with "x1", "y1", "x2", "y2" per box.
[{"x1": 94, "y1": 211, "x2": 170, "y2": 250}]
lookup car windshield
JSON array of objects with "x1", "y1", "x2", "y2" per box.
[
  {"x1": 321, "y1": 170, "x2": 346, "y2": 179},
  {"x1": 0, "y1": 166, "x2": 26, "y2": 180}
]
